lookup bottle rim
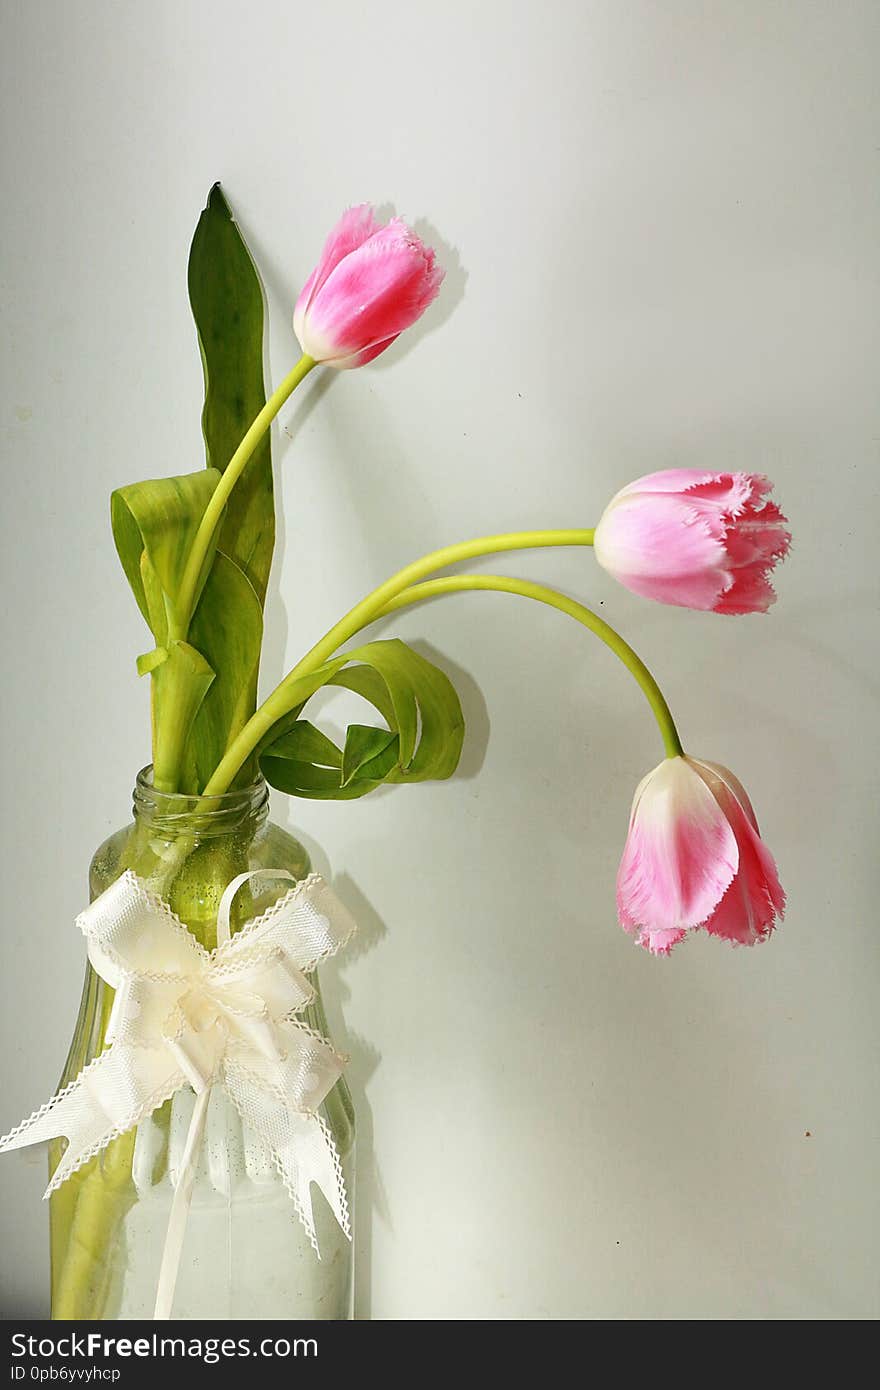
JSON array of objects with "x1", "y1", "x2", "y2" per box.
[{"x1": 132, "y1": 766, "x2": 270, "y2": 835}]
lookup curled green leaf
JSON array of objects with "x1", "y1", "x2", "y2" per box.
[
  {"x1": 111, "y1": 471, "x2": 222, "y2": 645},
  {"x1": 258, "y1": 639, "x2": 465, "y2": 801}
]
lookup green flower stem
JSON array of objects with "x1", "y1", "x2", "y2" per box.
[
  {"x1": 171, "y1": 353, "x2": 317, "y2": 641},
  {"x1": 50, "y1": 833, "x2": 252, "y2": 1319},
  {"x1": 157, "y1": 353, "x2": 317, "y2": 795},
  {"x1": 51, "y1": 1131, "x2": 137, "y2": 1319},
  {"x1": 377, "y1": 575, "x2": 683, "y2": 758},
  {"x1": 203, "y1": 529, "x2": 597, "y2": 794}
]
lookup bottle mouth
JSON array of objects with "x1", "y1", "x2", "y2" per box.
[{"x1": 132, "y1": 766, "x2": 270, "y2": 836}]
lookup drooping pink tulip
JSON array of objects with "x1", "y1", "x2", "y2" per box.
[
  {"x1": 593, "y1": 470, "x2": 791, "y2": 614},
  {"x1": 617, "y1": 755, "x2": 785, "y2": 956},
  {"x1": 293, "y1": 205, "x2": 444, "y2": 369}
]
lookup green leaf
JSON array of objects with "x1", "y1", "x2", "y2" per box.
[
  {"x1": 266, "y1": 721, "x2": 343, "y2": 769},
  {"x1": 111, "y1": 186, "x2": 274, "y2": 795},
  {"x1": 259, "y1": 756, "x2": 385, "y2": 801},
  {"x1": 151, "y1": 640, "x2": 216, "y2": 791},
  {"x1": 259, "y1": 719, "x2": 387, "y2": 799},
  {"x1": 111, "y1": 471, "x2": 221, "y2": 644},
  {"x1": 258, "y1": 639, "x2": 465, "y2": 801},
  {"x1": 341, "y1": 725, "x2": 399, "y2": 785},
  {"x1": 332, "y1": 640, "x2": 465, "y2": 781},
  {"x1": 326, "y1": 664, "x2": 395, "y2": 726},
  {"x1": 332, "y1": 656, "x2": 417, "y2": 764},
  {"x1": 185, "y1": 550, "x2": 264, "y2": 791},
  {"x1": 139, "y1": 552, "x2": 167, "y2": 642},
  {"x1": 188, "y1": 184, "x2": 274, "y2": 607},
  {"x1": 136, "y1": 646, "x2": 168, "y2": 677}
]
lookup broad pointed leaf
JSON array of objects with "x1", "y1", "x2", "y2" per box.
[{"x1": 188, "y1": 184, "x2": 274, "y2": 606}]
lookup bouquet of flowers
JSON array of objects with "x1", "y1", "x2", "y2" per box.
[{"x1": 0, "y1": 188, "x2": 790, "y2": 1320}]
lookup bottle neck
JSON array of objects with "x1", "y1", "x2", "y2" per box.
[
  {"x1": 132, "y1": 766, "x2": 269, "y2": 840},
  {"x1": 126, "y1": 768, "x2": 271, "y2": 947}
]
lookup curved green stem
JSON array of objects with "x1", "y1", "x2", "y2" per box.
[
  {"x1": 172, "y1": 353, "x2": 317, "y2": 638},
  {"x1": 245, "y1": 528, "x2": 594, "y2": 671},
  {"x1": 203, "y1": 529, "x2": 596, "y2": 793},
  {"x1": 378, "y1": 575, "x2": 683, "y2": 758}
]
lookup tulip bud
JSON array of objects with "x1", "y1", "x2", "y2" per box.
[
  {"x1": 294, "y1": 205, "x2": 444, "y2": 369},
  {"x1": 617, "y1": 755, "x2": 785, "y2": 955},
  {"x1": 594, "y1": 470, "x2": 791, "y2": 613}
]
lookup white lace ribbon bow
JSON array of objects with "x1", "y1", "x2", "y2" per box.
[{"x1": 0, "y1": 869, "x2": 356, "y2": 1274}]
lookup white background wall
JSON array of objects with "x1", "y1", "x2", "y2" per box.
[{"x1": 1, "y1": 0, "x2": 878, "y2": 1320}]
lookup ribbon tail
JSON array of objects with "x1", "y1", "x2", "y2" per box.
[
  {"x1": 153, "y1": 1085, "x2": 212, "y2": 1320},
  {"x1": 224, "y1": 1070, "x2": 350, "y2": 1252},
  {"x1": 0, "y1": 1045, "x2": 184, "y2": 1196},
  {"x1": 277, "y1": 1111, "x2": 351, "y2": 1252}
]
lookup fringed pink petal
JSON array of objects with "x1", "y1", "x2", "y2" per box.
[
  {"x1": 612, "y1": 470, "x2": 758, "y2": 510},
  {"x1": 293, "y1": 204, "x2": 381, "y2": 343},
  {"x1": 594, "y1": 491, "x2": 732, "y2": 609},
  {"x1": 713, "y1": 567, "x2": 777, "y2": 614},
  {"x1": 690, "y1": 759, "x2": 785, "y2": 945},
  {"x1": 595, "y1": 493, "x2": 726, "y2": 574},
  {"x1": 690, "y1": 758, "x2": 761, "y2": 833},
  {"x1": 636, "y1": 926, "x2": 688, "y2": 956},
  {"x1": 313, "y1": 247, "x2": 442, "y2": 359},
  {"x1": 616, "y1": 757, "x2": 739, "y2": 940},
  {"x1": 714, "y1": 496, "x2": 792, "y2": 614},
  {"x1": 610, "y1": 568, "x2": 732, "y2": 611},
  {"x1": 701, "y1": 866, "x2": 777, "y2": 945},
  {"x1": 725, "y1": 498, "x2": 791, "y2": 556}
]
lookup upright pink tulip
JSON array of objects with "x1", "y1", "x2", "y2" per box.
[
  {"x1": 594, "y1": 470, "x2": 791, "y2": 614},
  {"x1": 293, "y1": 205, "x2": 444, "y2": 369},
  {"x1": 617, "y1": 755, "x2": 784, "y2": 956}
]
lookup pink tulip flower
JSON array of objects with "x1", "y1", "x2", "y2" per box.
[
  {"x1": 617, "y1": 755, "x2": 785, "y2": 956},
  {"x1": 293, "y1": 205, "x2": 444, "y2": 369},
  {"x1": 593, "y1": 470, "x2": 791, "y2": 614}
]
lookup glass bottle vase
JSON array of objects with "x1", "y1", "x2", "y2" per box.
[{"x1": 48, "y1": 770, "x2": 355, "y2": 1321}]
